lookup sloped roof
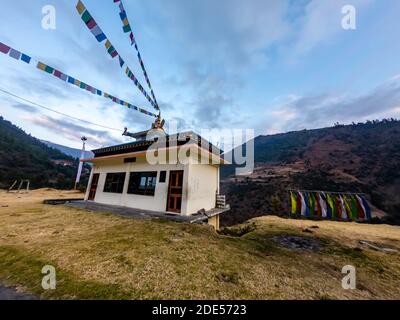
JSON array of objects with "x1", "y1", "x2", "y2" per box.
[{"x1": 91, "y1": 131, "x2": 222, "y2": 158}]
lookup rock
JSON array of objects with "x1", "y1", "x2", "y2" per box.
[
  {"x1": 359, "y1": 240, "x2": 398, "y2": 253},
  {"x1": 272, "y1": 235, "x2": 321, "y2": 252}
]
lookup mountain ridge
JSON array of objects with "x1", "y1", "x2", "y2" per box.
[
  {"x1": 40, "y1": 140, "x2": 94, "y2": 159},
  {"x1": 0, "y1": 116, "x2": 88, "y2": 189},
  {"x1": 221, "y1": 119, "x2": 400, "y2": 225}
]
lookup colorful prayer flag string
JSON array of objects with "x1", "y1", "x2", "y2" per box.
[
  {"x1": 289, "y1": 190, "x2": 371, "y2": 222},
  {"x1": 76, "y1": 0, "x2": 158, "y2": 111},
  {"x1": 0, "y1": 41, "x2": 157, "y2": 118},
  {"x1": 112, "y1": 0, "x2": 160, "y2": 111}
]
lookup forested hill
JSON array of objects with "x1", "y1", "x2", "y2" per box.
[
  {"x1": 0, "y1": 116, "x2": 79, "y2": 189},
  {"x1": 221, "y1": 119, "x2": 400, "y2": 225}
]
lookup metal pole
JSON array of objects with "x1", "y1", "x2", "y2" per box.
[{"x1": 74, "y1": 137, "x2": 87, "y2": 190}]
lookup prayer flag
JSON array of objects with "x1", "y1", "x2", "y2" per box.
[
  {"x1": 110, "y1": 50, "x2": 118, "y2": 58},
  {"x1": 119, "y1": 11, "x2": 127, "y2": 21},
  {"x1": 319, "y1": 193, "x2": 327, "y2": 217},
  {"x1": 90, "y1": 25, "x2": 102, "y2": 36},
  {"x1": 81, "y1": 10, "x2": 92, "y2": 23},
  {"x1": 45, "y1": 65, "x2": 54, "y2": 74},
  {"x1": 68, "y1": 76, "x2": 75, "y2": 84},
  {"x1": 0, "y1": 42, "x2": 10, "y2": 54},
  {"x1": 123, "y1": 24, "x2": 131, "y2": 33},
  {"x1": 95, "y1": 33, "x2": 107, "y2": 42},
  {"x1": 107, "y1": 45, "x2": 115, "y2": 54},
  {"x1": 21, "y1": 53, "x2": 31, "y2": 64},
  {"x1": 86, "y1": 18, "x2": 97, "y2": 30},
  {"x1": 9, "y1": 49, "x2": 21, "y2": 60},
  {"x1": 119, "y1": 56, "x2": 124, "y2": 67},
  {"x1": 76, "y1": 0, "x2": 85, "y2": 15},
  {"x1": 290, "y1": 192, "x2": 297, "y2": 215},
  {"x1": 360, "y1": 196, "x2": 371, "y2": 221},
  {"x1": 37, "y1": 62, "x2": 46, "y2": 71}
]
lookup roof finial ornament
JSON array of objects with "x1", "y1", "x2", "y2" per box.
[{"x1": 152, "y1": 112, "x2": 165, "y2": 130}]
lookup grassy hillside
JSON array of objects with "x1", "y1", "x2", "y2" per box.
[
  {"x1": 0, "y1": 190, "x2": 399, "y2": 299},
  {"x1": 0, "y1": 116, "x2": 86, "y2": 189},
  {"x1": 221, "y1": 119, "x2": 400, "y2": 225}
]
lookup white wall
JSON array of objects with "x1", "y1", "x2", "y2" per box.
[
  {"x1": 87, "y1": 156, "x2": 187, "y2": 213},
  {"x1": 84, "y1": 147, "x2": 221, "y2": 215},
  {"x1": 185, "y1": 163, "x2": 218, "y2": 213}
]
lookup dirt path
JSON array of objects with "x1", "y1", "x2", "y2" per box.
[{"x1": 0, "y1": 285, "x2": 38, "y2": 300}]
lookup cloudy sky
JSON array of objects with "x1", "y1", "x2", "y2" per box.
[{"x1": 1, "y1": 0, "x2": 400, "y2": 149}]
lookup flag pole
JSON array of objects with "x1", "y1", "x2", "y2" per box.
[{"x1": 74, "y1": 136, "x2": 87, "y2": 190}]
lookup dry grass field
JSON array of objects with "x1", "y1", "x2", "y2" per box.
[{"x1": 0, "y1": 189, "x2": 399, "y2": 299}]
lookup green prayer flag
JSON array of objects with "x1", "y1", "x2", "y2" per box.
[
  {"x1": 81, "y1": 10, "x2": 92, "y2": 23},
  {"x1": 45, "y1": 66, "x2": 54, "y2": 74},
  {"x1": 123, "y1": 24, "x2": 132, "y2": 33},
  {"x1": 107, "y1": 45, "x2": 115, "y2": 54}
]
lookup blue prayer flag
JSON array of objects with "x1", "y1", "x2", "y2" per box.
[
  {"x1": 95, "y1": 33, "x2": 107, "y2": 42},
  {"x1": 21, "y1": 53, "x2": 31, "y2": 64},
  {"x1": 119, "y1": 11, "x2": 127, "y2": 20}
]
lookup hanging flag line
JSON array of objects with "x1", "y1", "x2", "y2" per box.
[
  {"x1": 289, "y1": 190, "x2": 372, "y2": 222},
  {"x1": 112, "y1": 0, "x2": 160, "y2": 110},
  {"x1": 76, "y1": 0, "x2": 159, "y2": 112},
  {"x1": 0, "y1": 41, "x2": 157, "y2": 118},
  {"x1": 0, "y1": 87, "x2": 122, "y2": 132}
]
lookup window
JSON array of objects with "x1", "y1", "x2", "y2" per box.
[
  {"x1": 127, "y1": 172, "x2": 157, "y2": 196},
  {"x1": 103, "y1": 173, "x2": 126, "y2": 193},
  {"x1": 159, "y1": 171, "x2": 167, "y2": 183},
  {"x1": 124, "y1": 157, "x2": 136, "y2": 163}
]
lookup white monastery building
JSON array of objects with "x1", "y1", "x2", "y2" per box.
[{"x1": 81, "y1": 118, "x2": 230, "y2": 230}]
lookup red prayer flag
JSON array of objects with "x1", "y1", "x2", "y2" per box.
[{"x1": 0, "y1": 42, "x2": 11, "y2": 54}]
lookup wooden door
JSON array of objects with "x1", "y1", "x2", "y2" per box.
[
  {"x1": 167, "y1": 171, "x2": 184, "y2": 213},
  {"x1": 88, "y1": 173, "x2": 100, "y2": 201}
]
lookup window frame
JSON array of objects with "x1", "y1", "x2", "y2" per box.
[
  {"x1": 159, "y1": 171, "x2": 167, "y2": 183},
  {"x1": 127, "y1": 171, "x2": 158, "y2": 196},
  {"x1": 103, "y1": 172, "x2": 126, "y2": 194}
]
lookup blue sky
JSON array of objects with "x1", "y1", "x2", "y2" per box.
[{"x1": 1, "y1": 0, "x2": 400, "y2": 149}]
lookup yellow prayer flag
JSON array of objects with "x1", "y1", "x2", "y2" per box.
[
  {"x1": 76, "y1": 0, "x2": 85, "y2": 15},
  {"x1": 37, "y1": 62, "x2": 46, "y2": 71},
  {"x1": 105, "y1": 40, "x2": 111, "y2": 49},
  {"x1": 290, "y1": 192, "x2": 297, "y2": 215},
  {"x1": 74, "y1": 79, "x2": 81, "y2": 86},
  {"x1": 123, "y1": 18, "x2": 129, "y2": 26},
  {"x1": 124, "y1": 102, "x2": 129, "y2": 106}
]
